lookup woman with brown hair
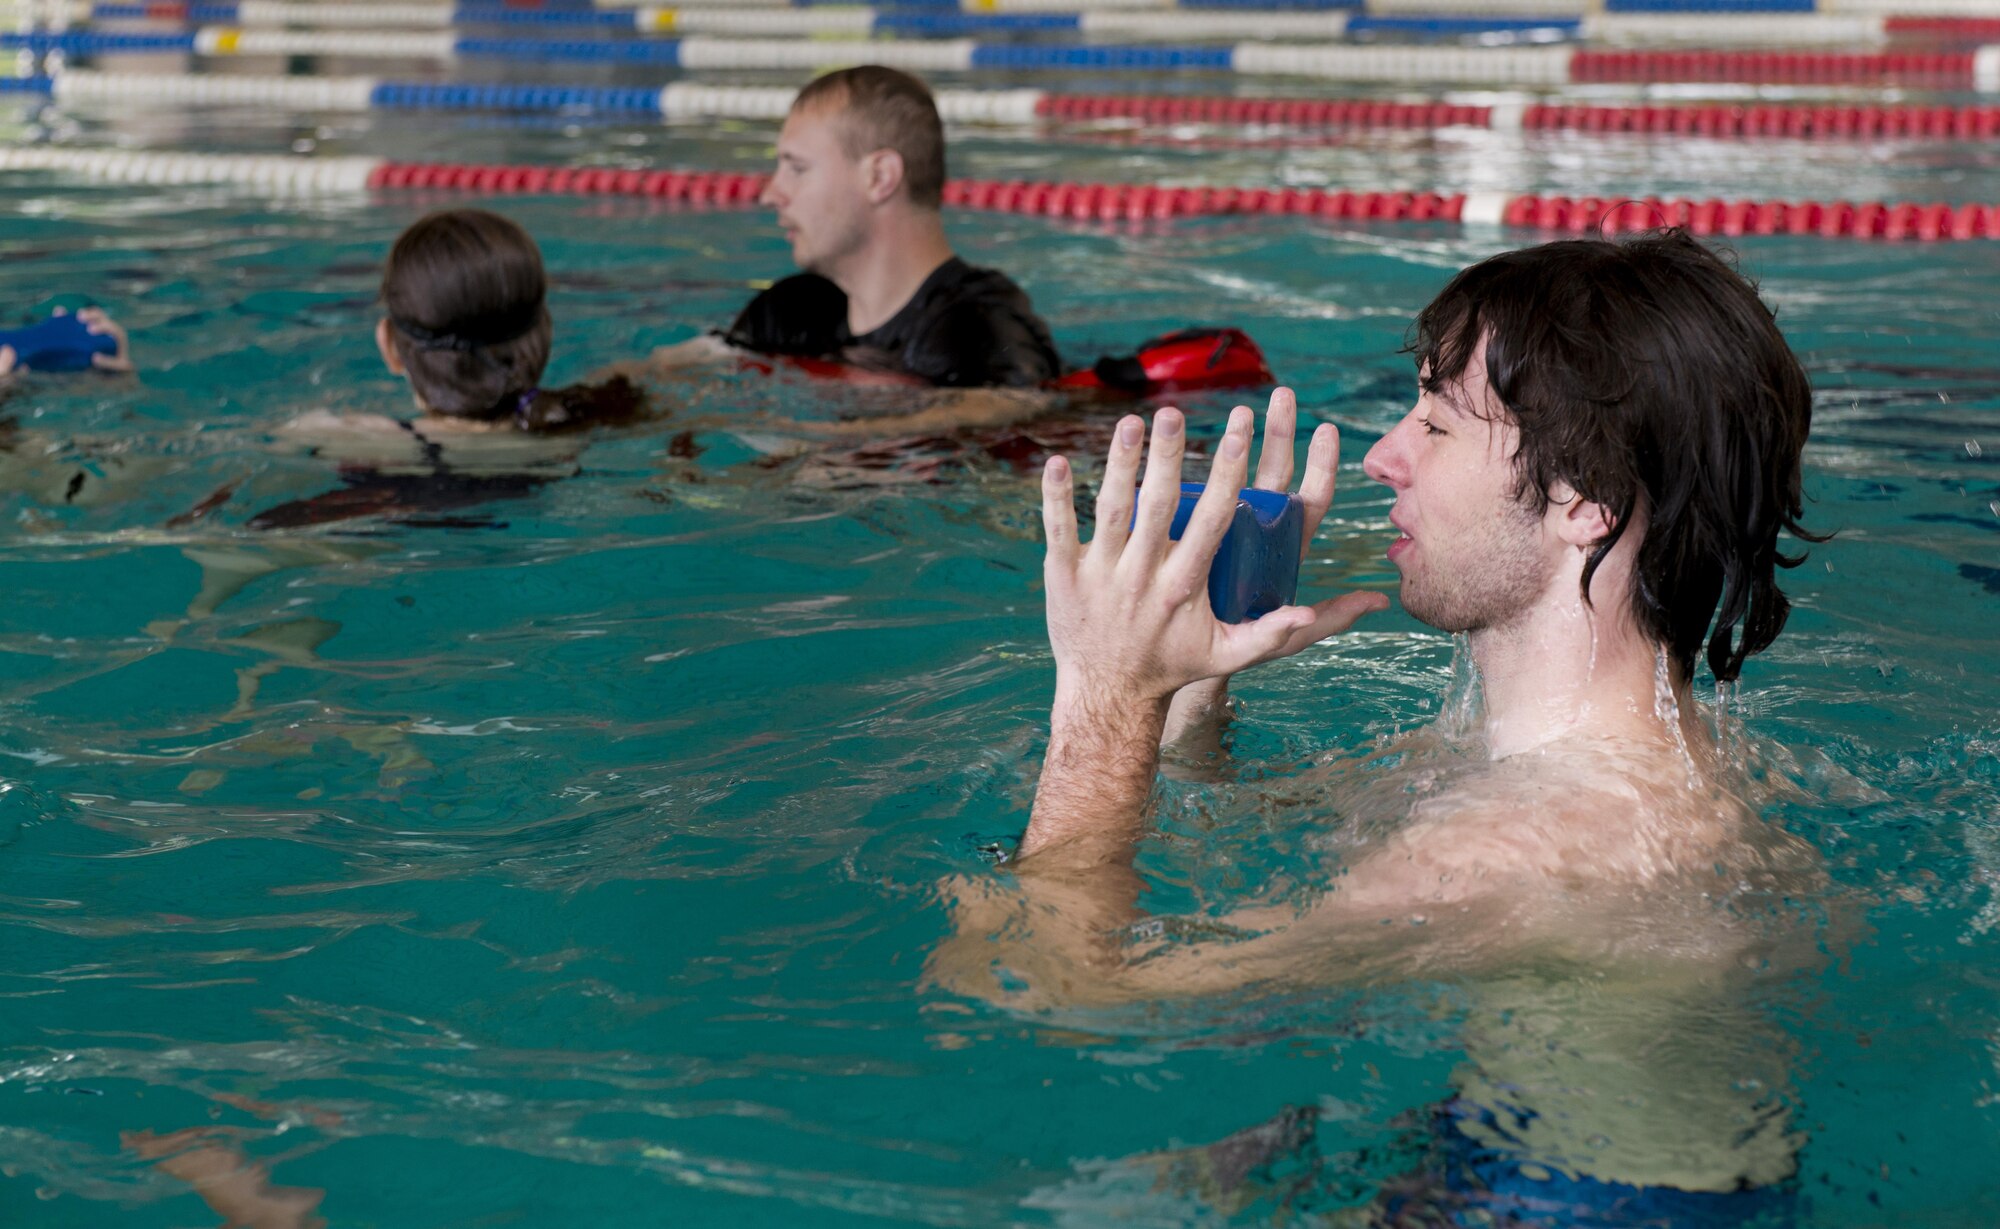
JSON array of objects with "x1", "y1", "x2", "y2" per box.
[{"x1": 260, "y1": 208, "x2": 649, "y2": 528}]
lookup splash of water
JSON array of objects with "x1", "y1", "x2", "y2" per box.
[
  {"x1": 1435, "y1": 632, "x2": 1483, "y2": 746},
  {"x1": 1651, "y1": 645, "x2": 1701, "y2": 790}
]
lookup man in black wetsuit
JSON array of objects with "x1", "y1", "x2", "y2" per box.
[{"x1": 629, "y1": 66, "x2": 1061, "y2": 396}]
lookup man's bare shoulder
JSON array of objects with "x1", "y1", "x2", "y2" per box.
[{"x1": 1374, "y1": 738, "x2": 1821, "y2": 905}]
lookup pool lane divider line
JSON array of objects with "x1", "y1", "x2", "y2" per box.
[
  {"x1": 142, "y1": 0, "x2": 2000, "y2": 13},
  {"x1": 31, "y1": 71, "x2": 2000, "y2": 139},
  {"x1": 453, "y1": 0, "x2": 2000, "y2": 11},
  {"x1": 10, "y1": 32, "x2": 2000, "y2": 87},
  {"x1": 27, "y1": 0, "x2": 2000, "y2": 21},
  {"x1": 4, "y1": 145, "x2": 1998, "y2": 239},
  {"x1": 15, "y1": 4, "x2": 1588, "y2": 40},
  {"x1": 21, "y1": 7, "x2": 2000, "y2": 47}
]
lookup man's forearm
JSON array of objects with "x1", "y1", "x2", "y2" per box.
[
  {"x1": 1020, "y1": 681, "x2": 1170, "y2": 860},
  {"x1": 584, "y1": 335, "x2": 736, "y2": 385},
  {"x1": 1161, "y1": 675, "x2": 1234, "y2": 749},
  {"x1": 796, "y1": 387, "x2": 1050, "y2": 440}
]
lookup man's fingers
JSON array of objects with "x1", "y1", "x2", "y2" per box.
[
  {"x1": 1252, "y1": 386, "x2": 1298, "y2": 492},
  {"x1": 1276, "y1": 590, "x2": 1391, "y2": 657},
  {"x1": 1125, "y1": 408, "x2": 1186, "y2": 561},
  {"x1": 1089, "y1": 414, "x2": 1144, "y2": 558},
  {"x1": 1042, "y1": 454, "x2": 1079, "y2": 571},
  {"x1": 1297, "y1": 422, "x2": 1340, "y2": 543},
  {"x1": 1215, "y1": 604, "x2": 1320, "y2": 676},
  {"x1": 1215, "y1": 589, "x2": 1389, "y2": 674},
  {"x1": 1166, "y1": 405, "x2": 1254, "y2": 596}
]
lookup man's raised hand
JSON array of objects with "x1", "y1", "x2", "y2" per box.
[{"x1": 1039, "y1": 390, "x2": 1386, "y2": 712}]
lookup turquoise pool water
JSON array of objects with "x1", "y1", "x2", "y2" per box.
[{"x1": 2, "y1": 78, "x2": 1999, "y2": 1226}]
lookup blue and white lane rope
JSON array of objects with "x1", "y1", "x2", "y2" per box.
[
  {"x1": 18, "y1": 2, "x2": 1999, "y2": 42},
  {"x1": 0, "y1": 31, "x2": 1575, "y2": 75},
  {"x1": 18, "y1": 32, "x2": 2000, "y2": 72},
  {"x1": 27, "y1": 72, "x2": 1057, "y2": 121},
  {"x1": 34, "y1": 71, "x2": 2000, "y2": 142},
  {"x1": 148, "y1": 0, "x2": 2000, "y2": 13},
  {"x1": 15, "y1": 43, "x2": 2000, "y2": 86},
  {"x1": 13, "y1": 3, "x2": 1576, "y2": 39}
]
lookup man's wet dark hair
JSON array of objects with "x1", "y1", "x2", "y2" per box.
[
  {"x1": 1408, "y1": 229, "x2": 1822, "y2": 684},
  {"x1": 382, "y1": 208, "x2": 643, "y2": 432},
  {"x1": 792, "y1": 65, "x2": 946, "y2": 209}
]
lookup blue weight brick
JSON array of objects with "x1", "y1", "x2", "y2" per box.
[
  {"x1": 1128, "y1": 483, "x2": 1304, "y2": 623},
  {"x1": 0, "y1": 314, "x2": 117, "y2": 373}
]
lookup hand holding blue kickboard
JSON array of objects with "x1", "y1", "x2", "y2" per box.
[
  {"x1": 0, "y1": 313, "x2": 119, "y2": 372},
  {"x1": 1128, "y1": 482, "x2": 1304, "y2": 623}
]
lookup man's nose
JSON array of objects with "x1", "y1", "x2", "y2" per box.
[
  {"x1": 1362, "y1": 422, "x2": 1407, "y2": 489},
  {"x1": 759, "y1": 177, "x2": 781, "y2": 208}
]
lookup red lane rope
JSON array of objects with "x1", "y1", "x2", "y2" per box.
[
  {"x1": 1502, "y1": 195, "x2": 1996, "y2": 240},
  {"x1": 1033, "y1": 92, "x2": 2000, "y2": 141},
  {"x1": 362, "y1": 163, "x2": 2000, "y2": 240},
  {"x1": 1519, "y1": 102, "x2": 2000, "y2": 138},
  {"x1": 1569, "y1": 49, "x2": 1976, "y2": 86},
  {"x1": 1035, "y1": 95, "x2": 1493, "y2": 129},
  {"x1": 942, "y1": 181, "x2": 1464, "y2": 221},
  {"x1": 366, "y1": 164, "x2": 770, "y2": 200},
  {"x1": 1884, "y1": 17, "x2": 2000, "y2": 41}
]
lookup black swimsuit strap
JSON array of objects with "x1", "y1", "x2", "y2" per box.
[{"x1": 397, "y1": 417, "x2": 449, "y2": 471}]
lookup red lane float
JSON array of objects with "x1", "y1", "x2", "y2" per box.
[
  {"x1": 366, "y1": 164, "x2": 771, "y2": 200},
  {"x1": 1034, "y1": 91, "x2": 2000, "y2": 141},
  {"x1": 939, "y1": 180, "x2": 1463, "y2": 222},
  {"x1": 1884, "y1": 17, "x2": 2000, "y2": 42},
  {"x1": 1037, "y1": 95, "x2": 1493, "y2": 129},
  {"x1": 361, "y1": 162, "x2": 2000, "y2": 240},
  {"x1": 1502, "y1": 195, "x2": 1999, "y2": 240},
  {"x1": 1518, "y1": 102, "x2": 2000, "y2": 139},
  {"x1": 1569, "y1": 49, "x2": 1977, "y2": 87}
]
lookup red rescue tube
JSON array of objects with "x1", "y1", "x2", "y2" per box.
[{"x1": 1050, "y1": 328, "x2": 1276, "y2": 398}]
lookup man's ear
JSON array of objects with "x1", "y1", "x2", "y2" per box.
[
  {"x1": 861, "y1": 148, "x2": 906, "y2": 205},
  {"x1": 375, "y1": 318, "x2": 406, "y2": 375},
  {"x1": 1545, "y1": 480, "x2": 1618, "y2": 550}
]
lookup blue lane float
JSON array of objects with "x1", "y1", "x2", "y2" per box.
[
  {"x1": 46, "y1": 5, "x2": 1540, "y2": 38},
  {"x1": 966, "y1": 44, "x2": 1239, "y2": 69},
  {"x1": 38, "y1": 32, "x2": 1927, "y2": 90},
  {"x1": 91, "y1": 3, "x2": 240, "y2": 19},
  {"x1": 0, "y1": 32, "x2": 1589, "y2": 85},
  {"x1": 368, "y1": 82, "x2": 664, "y2": 113},
  {"x1": 452, "y1": 36, "x2": 686, "y2": 64},
  {"x1": 2, "y1": 31, "x2": 201, "y2": 53}
]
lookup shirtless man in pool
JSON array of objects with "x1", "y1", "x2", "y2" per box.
[{"x1": 930, "y1": 230, "x2": 1826, "y2": 1218}]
